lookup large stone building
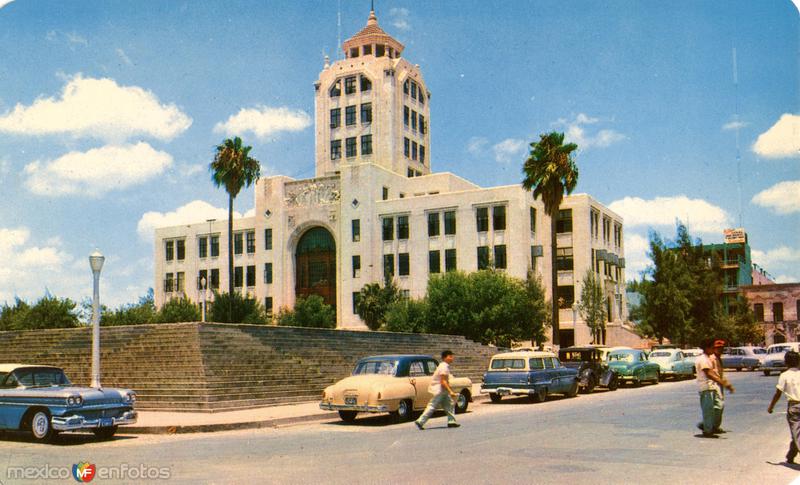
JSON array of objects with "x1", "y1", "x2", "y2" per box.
[{"x1": 154, "y1": 10, "x2": 628, "y2": 346}]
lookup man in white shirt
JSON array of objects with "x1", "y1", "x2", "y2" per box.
[
  {"x1": 767, "y1": 350, "x2": 800, "y2": 463},
  {"x1": 415, "y1": 350, "x2": 460, "y2": 430},
  {"x1": 696, "y1": 339, "x2": 734, "y2": 437}
]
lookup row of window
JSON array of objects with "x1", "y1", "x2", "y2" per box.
[
  {"x1": 330, "y1": 103, "x2": 372, "y2": 128},
  {"x1": 590, "y1": 209, "x2": 623, "y2": 247},
  {"x1": 754, "y1": 301, "x2": 800, "y2": 322},
  {"x1": 380, "y1": 205, "x2": 520, "y2": 242},
  {"x1": 330, "y1": 75, "x2": 372, "y2": 97},
  {"x1": 167, "y1": 229, "x2": 275, "y2": 262},
  {"x1": 331, "y1": 135, "x2": 373, "y2": 160},
  {"x1": 348, "y1": 44, "x2": 399, "y2": 60},
  {"x1": 403, "y1": 137, "x2": 426, "y2": 164},
  {"x1": 403, "y1": 79, "x2": 425, "y2": 105},
  {"x1": 378, "y1": 245, "x2": 509, "y2": 280},
  {"x1": 403, "y1": 106, "x2": 426, "y2": 134}
]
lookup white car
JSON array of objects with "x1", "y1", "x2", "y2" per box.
[
  {"x1": 647, "y1": 349, "x2": 695, "y2": 379},
  {"x1": 763, "y1": 343, "x2": 800, "y2": 376}
]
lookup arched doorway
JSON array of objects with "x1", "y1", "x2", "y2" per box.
[{"x1": 295, "y1": 227, "x2": 336, "y2": 308}]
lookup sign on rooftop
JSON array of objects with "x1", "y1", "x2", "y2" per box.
[{"x1": 723, "y1": 228, "x2": 747, "y2": 244}]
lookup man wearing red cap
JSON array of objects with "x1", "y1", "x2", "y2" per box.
[
  {"x1": 696, "y1": 338, "x2": 735, "y2": 437},
  {"x1": 712, "y1": 339, "x2": 732, "y2": 433}
]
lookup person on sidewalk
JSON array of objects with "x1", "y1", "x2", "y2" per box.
[
  {"x1": 696, "y1": 338, "x2": 734, "y2": 438},
  {"x1": 767, "y1": 350, "x2": 800, "y2": 464},
  {"x1": 415, "y1": 350, "x2": 460, "y2": 430},
  {"x1": 712, "y1": 339, "x2": 729, "y2": 433}
]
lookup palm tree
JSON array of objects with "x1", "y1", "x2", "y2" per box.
[
  {"x1": 210, "y1": 137, "x2": 261, "y2": 307},
  {"x1": 521, "y1": 132, "x2": 579, "y2": 347}
]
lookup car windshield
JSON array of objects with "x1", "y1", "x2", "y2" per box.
[
  {"x1": 769, "y1": 346, "x2": 791, "y2": 354},
  {"x1": 649, "y1": 351, "x2": 672, "y2": 358},
  {"x1": 609, "y1": 352, "x2": 636, "y2": 362},
  {"x1": 352, "y1": 360, "x2": 398, "y2": 376},
  {"x1": 491, "y1": 358, "x2": 526, "y2": 370},
  {"x1": 12, "y1": 368, "x2": 71, "y2": 388},
  {"x1": 753, "y1": 348, "x2": 767, "y2": 354}
]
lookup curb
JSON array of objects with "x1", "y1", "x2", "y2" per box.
[{"x1": 119, "y1": 393, "x2": 490, "y2": 435}]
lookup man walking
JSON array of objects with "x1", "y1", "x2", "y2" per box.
[
  {"x1": 696, "y1": 338, "x2": 734, "y2": 437},
  {"x1": 415, "y1": 350, "x2": 460, "y2": 430},
  {"x1": 712, "y1": 339, "x2": 729, "y2": 433},
  {"x1": 767, "y1": 350, "x2": 800, "y2": 463}
]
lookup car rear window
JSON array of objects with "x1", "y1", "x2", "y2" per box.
[
  {"x1": 491, "y1": 358, "x2": 525, "y2": 370},
  {"x1": 529, "y1": 358, "x2": 544, "y2": 370},
  {"x1": 649, "y1": 351, "x2": 671, "y2": 357}
]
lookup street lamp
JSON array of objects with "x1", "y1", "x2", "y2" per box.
[
  {"x1": 89, "y1": 249, "x2": 105, "y2": 389},
  {"x1": 205, "y1": 219, "x2": 215, "y2": 322},
  {"x1": 572, "y1": 302, "x2": 579, "y2": 343},
  {"x1": 200, "y1": 276, "x2": 207, "y2": 322}
]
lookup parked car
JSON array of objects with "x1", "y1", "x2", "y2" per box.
[
  {"x1": 607, "y1": 349, "x2": 661, "y2": 386},
  {"x1": 721, "y1": 347, "x2": 763, "y2": 371},
  {"x1": 320, "y1": 355, "x2": 472, "y2": 423},
  {"x1": 763, "y1": 343, "x2": 800, "y2": 376},
  {"x1": 681, "y1": 348, "x2": 703, "y2": 373},
  {"x1": 596, "y1": 346, "x2": 633, "y2": 362},
  {"x1": 0, "y1": 364, "x2": 137, "y2": 443},
  {"x1": 647, "y1": 349, "x2": 695, "y2": 379},
  {"x1": 480, "y1": 351, "x2": 579, "y2": 403},
  {"x1": 558, "y1": 346, "x2": 619, "y2": 393}
]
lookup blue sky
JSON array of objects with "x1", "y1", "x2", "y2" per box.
[{"x1": 0, "y1": 0, "x2": 798, "y2": 308}]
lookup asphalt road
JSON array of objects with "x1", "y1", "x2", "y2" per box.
[{"x1": 1, "y1": 372, "x2": 799, "y2": 485}]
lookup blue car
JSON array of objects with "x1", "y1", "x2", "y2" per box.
[
  {"x1": 480, "y1": 351, "x2": 579, "y2": 403},
  {"x1": 0, "y1": 364, "x2": 137, "y2": 443}
]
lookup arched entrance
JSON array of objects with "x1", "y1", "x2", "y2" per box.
[{"x1": 295, "y1": 227, "x2": 336, "y2": 308}]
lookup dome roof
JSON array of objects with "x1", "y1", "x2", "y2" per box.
[{"x1": 342, "y1": 10, "x2": 404, "y2": 57}]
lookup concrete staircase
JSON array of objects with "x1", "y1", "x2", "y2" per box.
[{"x1": 0, "y1": 323, "x2": 500, "y2": 412}]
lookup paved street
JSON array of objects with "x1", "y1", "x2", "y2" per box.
[{"x1": 1, "y1": 372, "x2": 799, "y2": 485}]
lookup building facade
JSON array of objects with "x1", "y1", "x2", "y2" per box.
[
  {"x1": 741, "y1": 283, "x2": 800, "y2": 345},
  {"x1": 153, "y1": 11, "x2": 628, "y2": 345}
]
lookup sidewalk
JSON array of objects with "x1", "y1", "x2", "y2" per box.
[{"x1": 121, "y1": 384, "x2": 488, "y2": 434}]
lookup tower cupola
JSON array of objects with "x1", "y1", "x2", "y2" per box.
[{"x1": 342, "y1": 10, "x2": 404, "y2": 59}]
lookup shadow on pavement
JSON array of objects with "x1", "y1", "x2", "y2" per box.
[
  {"x1": 0, "y1": 430, "x2": 137, "y2": 446},
  {"x1": 766, "y1": 460, "x2": 800, "y2": 470}
]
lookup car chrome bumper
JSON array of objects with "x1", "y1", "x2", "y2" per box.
[
  {"x1": 319, "y1": 403, "x2": 389, "y2": 413},
  {"x1": 480, "y1": 386, "x2": 536, "y2": 396},
  {"x1": 51, "y1": 410, "x2": 137, "y2": 431}
]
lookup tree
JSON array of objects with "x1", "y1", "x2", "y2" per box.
[
  {"x1": 276, "y1": 295, "x2": 335, "y2": 329},
  {"x1": 209, "y1": 136, "x2": 261, "y2": 318},
  {"x1": 0, "y1": 296, "x2": 79, "y2": 330},
  {"x1": 355, "y1": 279, "x2": 400, "y2": 331},
  {"x1": 100, "y1": 290, "x2": 156, "y2": 326},
  {"x1": 208, "y1": 291, "x2": 267, "y2": 323},
  {"x1": 524, "y1": 270, "x2": 550, "y2": 346},
  {"x1": 578, "y1": 270, "x2": 606, "y2": 344},
  {"x1": 0, "y1": 298, "x2": 30, "y2": 331},
  {"x1": 155, "y1": 297, "x2": 201, "y2": 323},
  {"x1": 384, "y1": 298, "x2": 428, "y2": 333},
  {"x1": 521, "y1": 131, "x2": 579, "y2": 346}
]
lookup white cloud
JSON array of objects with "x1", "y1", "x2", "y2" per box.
[
  {"x1": 137, "y1": 200, "x2": 253, "y2": 243},
  {"x1": 722, "y1": 120, "x2": 748, "y2": 131},
  {"x1": 0, "y1": 0, "x2": 15, "y2": 10},
  {"x1": 0, "y1": 74, "x2": 192, "y2": 142},
  {"x1": 751, "y1": 180, "x2": 800, "y2": 215},
  {"x1": 751, "y1": 246, "x2": 800, "y2": 268},
  {"x1": 24, "y1": 142, "x2": 173, "y2": 197},
  {"x1": 752, "y1": 113, "x2": 800, "y2": 159},
  {"x1": 213, "y1": 105, "x2": 311, "y2": 140},
  {"x1": 774, "y1": 274, "x2": 798, "y2": 284},
  {"x1": 554, "y1": 113, "x2": 625, "y2": 150},
  {"x1": 492, "y1": 138, "x2": 527, "y2": 163},
  {"x1": 467, "y1": 136, "x2": 488, "y2": 155},
  {"x1": 65, "y1": 32, "x2": 88, "y2": 48},
  {"x1": 608, "y1": 195, "x2": 731, "y2": 234},
  {"x1": 115, "y1": 48, "x2": 133, "y2": 66},
  {"x1": 389, "y1": 7, "x2": 411, "y2": 31},
  {"x1": 623, "y1": 232, "x2": 651, "y2": 278}
]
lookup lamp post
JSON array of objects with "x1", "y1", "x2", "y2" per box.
[
  {"x1": 89, "y1": 249, "x2": 105, "y2": 389},
  {"x1": 206, "y1": 218, "x2": 215, "y2": 322},
  {"x1": 572, "y1": 302, "x2": 579, "y2": 343},
  {"x1": 200, "y1": 276, "x2": 207, "y2": 322}
]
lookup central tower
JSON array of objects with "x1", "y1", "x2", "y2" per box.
[{"x1": 314, "y1": 10, "x2": 431, "y2": 178}]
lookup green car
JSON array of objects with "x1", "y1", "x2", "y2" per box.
[{"x1": 607, "y1": 349, "x2": 660, "y2": 386}]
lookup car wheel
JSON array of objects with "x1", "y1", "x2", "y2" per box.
[
  {"x1": 455, "y1": 391, "x2": 469, "y2": 414},
  {"x1": 652, "y1": 371, "x2": 660, "y2": 384},
  {"x1": 489, "y1": 393, "x2": 502, "y2": 403},
  {"x1": 566, "y1": 381, "x2": 579, "y2": 398},
  {"x1": 391, "y1": 399, "x2": 414, "y2": 423},
  {"x1": 736, "y1": 367, "x2": 742, "y2": 372},
  {"x1": 764, "y1": 370, "x2": 771, "y2": 376},
  {"x1": 338, "y1": 410, "x2": 358, "y2": 423},
  {"x1": 608, "y1": 377, "x2": 619, "y2": 391},
  {"x1": 750, "y1": 366, "x2": 757, "y2": 372},
  {"x1": 28, "y1": 410, "x2": 54, "y2": 443},
  {"x1": 530, "y1": 387, "x2": 547, "y2": 403},
  {"x1": 93, "y1": 426, "x2": 118, "y2": 440}
]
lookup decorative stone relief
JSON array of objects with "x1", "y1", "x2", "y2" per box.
[
  {"x1": 285, "y1": 179, "x2": 341, "y2": 207},
  {"x1": 328, "y1": 211, "x2": 337, "y2": 223},
  {"x1": 287, "y1": 215, "x2": 295, "y2": 228}
]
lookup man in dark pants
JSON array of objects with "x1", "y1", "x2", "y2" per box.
[
  {"x1": 768, "y1": 351, "x2": 800, "y2": 463},
  {"x1": 696, "y1": 338, "x2": 734, "y2": 437}
]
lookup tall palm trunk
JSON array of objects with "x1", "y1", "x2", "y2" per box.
[
  {"x1": 550, "y1": 212, "x2": 560, "y2": 346},
  {"x1": 227, "y1": 194, "x2": 234, "y2": 322}
]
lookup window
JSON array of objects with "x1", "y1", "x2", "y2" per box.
[
  {"x1": 165, "y1": 240, "x2": 174, "y2": 261},
  {"x1": 557, "y1": 209, "x2": 573, "y2": 233},
  {"x1": 494, "y1": 245, "x2": 507, "y2": 269},
  {"x1": 246, "y1": 230, "x2": 256, "y2": 254},
  {"x1": 477, "y1": 246, "x2": 490, "y2": 270},
  {"x1": 352, "y1": 292, "x2": 360, "y2": 313},
  {"x1": 265, "y1": 297, "x2": 273, "y2": 316},
  {"x1": 419, "y1": 114, "x2": 426, "y2": 134},
  {"x1": 382, "y1": 217, "x2": 394, "y2": 241},
  {"x1": 198, "y1": 237, "x2": 208, "y2": 258},
  {"x1": 753, "y1": 303, "x2": 765, "y2": 321},
  {"x1": 409, "y1": 361, "x2": 425, "y2": 377},
  {"x1": 352, "y1": 255, "x2": 361, "y2": 278},
  {"x1": 408, "y1": 168, "x2": 415, "y2": 177},
  {"x1": 493, "y1": 206, "x2": 506, "y2": 231},
  {"x1": 444, "y1": 211, "x2": 456, "y2": 235},
  {"x1": 246, "y1": 265, "x2": 256, "y2": 287},
  {"x1": 774, "y1": 302, "x2": 784, "y2": 322},
  {"x1": 331, "y1": 139, "x2": 342, "y2": 160},
  {"x1": 397, "y1": 215, "x2": 409, "y2": 240},
  {"x1": 411, "y1": 141, "x2": 417, "y2": 160},
  {"x1": 360, "y1": 103, "x2": 372, "y2": 124},
  {"x1": 361, "y1": 135, "x2": 372, "y2": 155},
  {"x1": 352, "y1": 219, "x2": 360, "y2": 242},
  {"x1": 234, "y1": 266, "x2": 243, "y2": 288},
  {"x1": 403, "y1": 79, "x2": 409, "y2": 95},
  {"x1": 345, "y1": 105, "x2": 356, "y2": 126},
  {"x1": 264, "y1": 229, "x2": 272, "y2": 250},
  {"x1": 603, "y1": 216, "x2": 611, "y2": 243},
  {"x1": 234, "y1": 233, "x2": 243, "y2": 255},
  {"x1": 428, "y1": 213, "x2": 440, "y2": 237},
  {"x1": 420, "y1": 145, "x2": 425, "y2": 164},
  {"x1": 404, "y1": 106, "x2": 410, "y2": 127},
  {"x1": 591, "y1": 210, "x2": 600, "y2": 239},
  {"x1": 384, "y1": 254, "x2": 395, "y2": 278},
  {"x1": 330, "y1": 108, "x2": 341, "y2": 128},
  {"x1": 164, "y1": 273, "x2": 174, "y2": 292},
  {"x1": 557, "y1": 285, "x2": 575, "y2": 308},
  {"x1": 556, "y1": 247, "x2": 574, "y2": 271},
  {"x1": 345, "y1": 137, "x2": 357, "y2": 158},
  {"x1": 411, "y1": 110, "x2": 417, "y2": 131},
  {"x1": 344, "y1": 76, "x2": 356, "y2": 95},
  {"x1": 176, "y1": 272, "x2": 185, "y2": 292},
  {"x1": 360, "y1": 75, "x2": 372, "y2": 91},
  {"x1": 476, "y1": 207, "x2": 489, "y2": 232},
  {"x1": 176, "y1": 239, "x2": 185, "y2": 260},
  {"x1": 429, "y1": 250, "x2": 441, "y2": 274},
  {"x1": 419, "y1": 88, "x2": 425, "y2": 105},
  {"x1": 404, "y1": 137, "x2": 410, "y2": 157},
  {"x1": 198, "y1": 269, "x2": 208, "y2": 290},
  {"x1": 614, "y1": 223, "x2": 622, "y2": 247},
  {"x1": 210, "y1": 236, "x2": 219, "y2": 257},
  {"x1": 445, "y1": 248, "x2": 457, "y2": 272},
  {"x1": 530, "y1": 207, "x2": 537, "y2": 233},
  {"x1": 264, "y1": 263, "x2": 273, "y2": 284},
  {"x1": 376, "y1": 44, "x2": 385, "y2": 57},
  {"x1": 410, "y1": 81, "x2": 417, "y2": 99},
  {"x1": 398, "y1": 253, "x2": 409, "y2": 276},
  {"x1": 210, "y1": 268, "x2": 219, "y2": 289},
  {"x1": 382, "y1": 186, "x2": 389, "y2": 200},
  {"x1": 329, "y1": 79, "x2": 341, "y2": 97}
]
